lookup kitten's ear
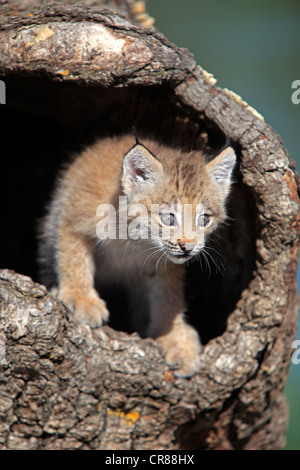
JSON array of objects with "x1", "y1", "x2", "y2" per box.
[
  {"x1": 206, "y1": 147, "x2": 236, "y2": 195},
  {"x1": 122, "y1": 144, "x2": 163, "y2": 195}
]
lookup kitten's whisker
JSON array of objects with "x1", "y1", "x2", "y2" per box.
[
  {"x1": 134, "y1": 245, "x2": 159, "y2": 259},
  {"x1": 203, "y1": 249, "x2": 217, "y2": 274},
  {"x1": 155, "y1": 249, "x2": 168, "y2": 273},
  {"x1": 205, "y1": 244, "x2": 225, "y2": 262},
  {"x1": 200, "y1": 250, "x2": 211, "y2": 278},
  {"x1": 164, "y1": 251, "x2": 169, "y2": 271},
  {"x1": 139, "y1": 247, "x2": 164, "y2": 275},
  {"x1": 204, "y1": 246, "x2": 226, "y2": 274}
]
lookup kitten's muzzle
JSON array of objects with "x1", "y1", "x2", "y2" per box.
[
  {"x1": 178, "y1": 242, "x2": 194, "y2": 255},
  {"x1": 165, "y1": 241, "x2": 199, "y2": 264}
]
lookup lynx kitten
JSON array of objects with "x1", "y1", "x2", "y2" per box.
[{"x1": 38, "y1": 134, "x2": 236, "y2": 377}]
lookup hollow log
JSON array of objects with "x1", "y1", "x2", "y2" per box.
[{"x1": 0, "y1": 1, "x2": 299, "y2": 450}]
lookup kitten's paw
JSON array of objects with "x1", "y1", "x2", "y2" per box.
[
  {"x1": 156, "y1": 324, "x2": 201, "y2": 378},
  {"x1": 59, "y1": 289, "x2": 109, "y2": 328},
  {"x1": 73, "y1": 296, "x2": 109, "y2": 328}
]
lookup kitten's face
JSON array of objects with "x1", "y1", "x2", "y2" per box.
[
  {"x1": 149, "y1": 200, "x2": 216, "y2": 264},
  {"x1": 121, "y1": 140, "x2": 236, "y2": 265}
]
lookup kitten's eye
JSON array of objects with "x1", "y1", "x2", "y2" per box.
[
  {"x1": 198, "y1": 214, "x2": 211, "y2": 227},
  {"x1": 160, "y1": 212, "x2": 175, "y2": 226}
]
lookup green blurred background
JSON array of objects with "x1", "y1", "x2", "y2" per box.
[{"x1": 147, "y1": 0, "x2": 300, "y2": 450}]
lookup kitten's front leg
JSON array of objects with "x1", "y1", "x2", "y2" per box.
[
  {"x1": 146, "y1": 265, "x2": 201, "y2": 378},
  {"x1": 56, "y1": 223, "x2": 109, "y2": 328}
]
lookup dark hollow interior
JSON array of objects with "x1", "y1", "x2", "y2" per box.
[{"x1": 0, "y1": 74, "x2": 257, "y2": 344}]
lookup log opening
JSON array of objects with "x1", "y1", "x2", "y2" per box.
[{"x1": 1, "y1": 73, "x2": 257, "y2": 344}]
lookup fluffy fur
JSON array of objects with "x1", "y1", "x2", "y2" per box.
[{"x1": 38, "y1": 134, "x2": 236, "y2": 377}]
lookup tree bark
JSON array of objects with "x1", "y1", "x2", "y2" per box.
[{"x1": 0, "y1": 1, "x2": 299, "y2": 450}]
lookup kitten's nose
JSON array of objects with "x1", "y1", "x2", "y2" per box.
[{"x1": 179, "y1": 242, "x2": 194, "y2": 255}]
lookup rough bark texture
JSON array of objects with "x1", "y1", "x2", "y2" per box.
[{"x1": 0, "y1": 1, "x2": 299, "y2": 450}]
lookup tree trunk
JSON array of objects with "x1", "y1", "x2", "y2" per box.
[{"x1": 0, "y1": 1, "x2": 299, "y2": 450}]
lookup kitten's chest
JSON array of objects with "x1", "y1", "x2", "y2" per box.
[{"x1": 94, "y1": 239, "x2": 162, "y2": 283}]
